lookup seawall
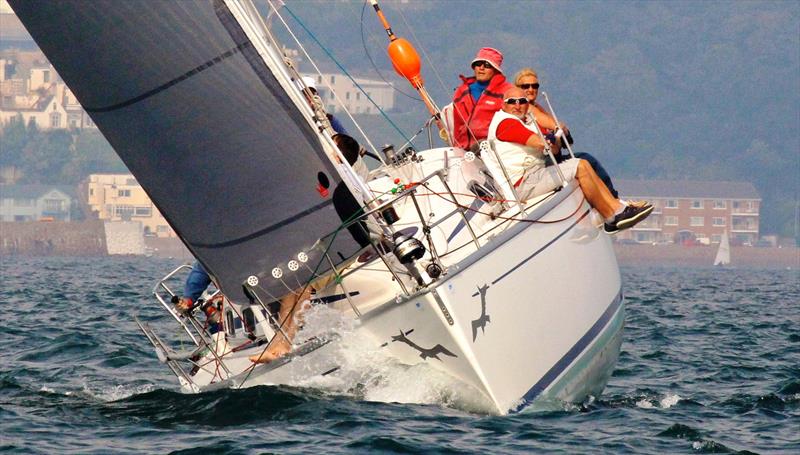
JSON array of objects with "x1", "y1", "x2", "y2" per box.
[
  {"x1": 614, "y1": 244, "x2": 799, "y2": 269},
  {"x1": 0, "y1": 221, "x2": 106, "y2": 256},
  {"x1": 2, "y1": 221, "x2": 796, "y2": 269}
]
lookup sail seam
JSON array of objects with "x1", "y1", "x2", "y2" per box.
[
  {"x1": 191, "y1": 199, "x2": 334, "y2": 248},
  {"x1": 84, "y1": 42, "x2": 253, "y2": 113}
]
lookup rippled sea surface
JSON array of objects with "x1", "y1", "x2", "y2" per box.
[{"x1": 1, "y1": 256, "x2": 798, "y2": 454}]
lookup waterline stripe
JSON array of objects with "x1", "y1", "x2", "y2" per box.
[{"x1": 510, "y1": 291, "x2": 624, "y2": 413}]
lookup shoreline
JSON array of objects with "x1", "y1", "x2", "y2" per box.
[
  {"x1": 2, "y1": 221, "x2": 797, "y2": 269},
  {"x1": 613, "y1": 244, "x2": 798, "y2": 269}
]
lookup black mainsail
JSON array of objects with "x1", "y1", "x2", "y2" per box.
[{"x1": 10, "y1": 0, "x2": 363, "y2": 302}]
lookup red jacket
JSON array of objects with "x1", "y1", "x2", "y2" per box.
[{"x1": 451, "y1": 73, "x2": 513, "y2": 149}]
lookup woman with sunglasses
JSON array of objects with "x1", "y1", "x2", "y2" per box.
[{"x1": 515, "y1": 68, "x2": 621, "y2": 200}]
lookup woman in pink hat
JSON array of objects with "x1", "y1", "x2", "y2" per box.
[{"x1": 451, "y1": 47, "x2": 513, "y2": 151}]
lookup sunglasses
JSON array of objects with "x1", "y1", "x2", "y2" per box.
[
  {"x1": 503, "y1": 97, "x2": 529, "y2": 105},
  {"x1": 518, "y1": 83, "x2": 540, "y2": 90},
  {"x1": 472, "y1": 60, "x2": 493, "y2": 69}
]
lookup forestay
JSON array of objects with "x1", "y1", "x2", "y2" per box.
[{"x1": 10, "y1": 0, "x2": 363, "y2": 302}]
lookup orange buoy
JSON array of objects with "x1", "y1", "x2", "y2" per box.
[{"x1": 388, "y1": 38, "x2": 423, "y2": 88}]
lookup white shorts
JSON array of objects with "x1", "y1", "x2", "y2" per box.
[{"x1": 517, "y1": 158, "x2": 580, "y2": 201}]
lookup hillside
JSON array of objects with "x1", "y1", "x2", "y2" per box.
[
  {"x1": 283, "y1": 0, "x2": 799, "y2": 236},
  {"x1": 2, "y1": 1, "x2": 798, "y2": 236}
]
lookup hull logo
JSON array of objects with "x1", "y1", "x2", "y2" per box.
[
  {"x1": 391, "y1": 330, "x2": 457, "y2": 361},
  {"x1": 471, "y1": 283, "x2": 491, "y2": 341}
]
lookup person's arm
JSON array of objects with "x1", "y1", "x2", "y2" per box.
[
  {"x1": 495, "y1": 118, "x2": 545, "y2": 151},
  {"x1": 530, "y1": 104, "x2": 565, "y2": 132}
]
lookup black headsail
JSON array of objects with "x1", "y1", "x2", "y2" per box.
[{"x1": 10, "y1": 0, "x2": 363, "y2": 302}]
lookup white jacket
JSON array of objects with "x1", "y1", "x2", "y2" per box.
[{"x1": 485, "y1": 110, "x2": 545, "y2": 202}]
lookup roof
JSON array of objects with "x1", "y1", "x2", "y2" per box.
[
  {"x1": 615, "y1": 179, "x2": 760, "y2": 200},
  {"x1": 0, "y1": 184, "x2": 75, "y2": 199}
]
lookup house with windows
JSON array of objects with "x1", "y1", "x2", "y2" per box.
[
  {"x1": 614, "y1": 179, "x2": 761, "y2": 245},
  {"x1": 85, "y1": 174, "x2": 176, "y2": 238},
  {"x1": 0, "y1": 51, "x2": 96, "y2": 130},
  {"x1": 0, "y1": 184, "x2": 73, "y2": 221},
  {"x1": 303, "y1": 73, "x2": 395, "y2": 115}
]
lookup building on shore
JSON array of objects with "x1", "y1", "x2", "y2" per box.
[
  {"x1": 0, "y1": 184, "x2": 74, "y2": 221},
  {"x1": 303, "y1": 73, "x2": 395, "y2": 115},
  {"x1": 615, "y1": 179, "x2": 761, "y2": 245},
  {"x1": 85, "y1": 174, "x2": 176, "y2": 238},
  {"x1": 0, "y1": 50, "x2": 96, "y2": 130}
]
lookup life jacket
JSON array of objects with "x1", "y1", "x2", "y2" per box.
[
  {"x1": 451, "y1": 74, "x2": 513, "y2": 150},
  {"x1": 485, "y1": 110, "x2": 546, "y2": 202}
]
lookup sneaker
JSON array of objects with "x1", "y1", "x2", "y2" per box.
[
  {"x1": 625, "y1": 200, "x2": 650, "y2": 209},
  {"x1": 604, "y1": 203, "x2": 654, "y2": 234}
]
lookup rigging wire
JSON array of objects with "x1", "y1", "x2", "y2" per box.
[
  {"x1": 359, "y1": 1, "x2": 421, "y2": 101},
  {"x1": 278, "y1": 3, "x2": 414, "y2": 147},
  {"x1": 393, "y1": 5, "x2": 453, "y2": 99}
]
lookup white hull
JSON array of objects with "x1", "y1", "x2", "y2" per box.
[
  {"x1": 140, "y1": 150, "x2": 626, "y2": 414},
  {"x1": 346, "y1": 185, "x2": 624, "y2": 413}
]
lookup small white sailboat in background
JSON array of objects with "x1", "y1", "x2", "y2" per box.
[{"x1": 714, "y1": 231, "x2": 731, "y2": 267}]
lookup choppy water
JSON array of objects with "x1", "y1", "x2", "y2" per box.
[{"x1": 1, "y1": 256, "x2": 798, "y2": 454}]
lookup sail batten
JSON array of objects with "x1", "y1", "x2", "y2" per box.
[{"x1": 10, "y1": 0, "x2": 362, "y2": 302}]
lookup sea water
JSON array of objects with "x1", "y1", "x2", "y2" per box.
[{"x1": 1, "y1": 256, "x2": 797, "y2": 454}]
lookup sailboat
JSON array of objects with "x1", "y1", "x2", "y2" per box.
[
  {"x1": 714, "y1": 231, "x2": 731, "y2": 267},
  {"x1": 10, "y1": 0, "x2": 627, "y2": 414}
]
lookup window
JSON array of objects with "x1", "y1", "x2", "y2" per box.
[
  {"x1": 330, "y1": 75, "x2": 335, "y2": 83},
  {"x1": 157, "y1": 225, "x2": 169, "y2": 232},
  {"x1": 43, "y1": 199, "x2": 64, "y2": 212},
  {"x1": 114, "y1": 205, "x2": 133, "y2": 218},
  {"x1": 664, "y1": 216, "x2": 678, "y2": 226},
  {"x1": 118, "y1": 189, "x2": 131, "y2": 197},
  {"x1": 14, "y1": 198, "x2": 35, "y2": 207},
  {"x1": 346, "y1": 92, "x2": 350, "y2": 100},
  {"x1": 665, "y1": 199, "x2": 678, "y2": 208},
  {"x1": 713, "y1": 200, "x2": 726, "y2": 209},
  {"x1": 711, "y1": 234, "x2": 722, "y2": 243},
  {"x1": 50, "y1": 112, "x2": 61, "y2": 128},
  {"x1": 43, "y1": 70, "x2": 50, "y2": 83},
  {"x1": 713, "y1": 217, "x2": 726, "y2": 226},
  {"x1": 691, "y1": 200, "x2": 703, "y2": 209},
  {"x1": 356, "y1": 92, "x2": 361, "y2": 100},
  {"x1": 317, "y1": 75, "x2": 322, "y2": 83},
  {"x1": 134, "y1": 206, "x2": 152, "y2": 217},
  {"x1": 732, "y1": 201, "x2": 740, "y2": 210},
  {"x1": 89, "y1": 189, "x2": 94, "y2": 196},
  {"x1": 690, "y1": 216, "x2": 704, "y2": 226}
]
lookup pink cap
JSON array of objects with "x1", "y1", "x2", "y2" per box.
[{"x1": 471, "y1": 47, "x2": 503, "y2": 73}]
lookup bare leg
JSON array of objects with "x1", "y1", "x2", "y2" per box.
[
  {"x1": 574, "y1": 160, "x2": 621, "y2": 219},
  {"x1": 249, "y1": 287, "x2": 312, "y2": 364}
]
